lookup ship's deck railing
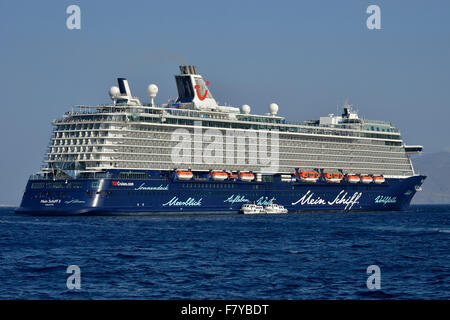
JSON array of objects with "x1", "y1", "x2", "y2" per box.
[
  {"x1": 54, "y1": 104, "x2": 400, "y2": 137},
  {"x1": 62, "y1": 104, "x2": 285, "y2": 124},
  {"x1": 362, "y1": 119, "x2": 392, "y2": 125},
  {"x1": 30, "y1": 170, "x2": 114, "y2": 181}
]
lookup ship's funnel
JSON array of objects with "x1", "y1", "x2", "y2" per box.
[
  {"x1": 174, "y1": 65, "x2": 218, "y2": 109},
  {"x1": 179, "y1": 65, "x2": 198, "y2": 75},
  {"x1": 118, "y1": 78, "x2": 132, "y2": 97},
  {"x1": 111, "y1": 78, "x2": 141, "y2": 106}
]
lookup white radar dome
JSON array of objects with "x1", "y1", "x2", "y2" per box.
[
  {"x1": 241, "y1": 104, "x2": 251, "y2": 114},
  {"x1": 269, "y1": 103, "x2": 279, "y2": 115},
  {"x1": 147, "y1": 84, "x2": 159, "y2": 98},
  {"x1": 109, "y1": 86, "x2": 120, "y2": 98}
]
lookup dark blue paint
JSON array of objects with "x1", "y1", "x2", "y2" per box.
[{"x1": 16, "y1": 170, "x2": 426, "y2": 215}]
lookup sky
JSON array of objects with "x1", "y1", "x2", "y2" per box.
[{"x1": 1, "y1": 0, "x2": 449, "y2": 205}]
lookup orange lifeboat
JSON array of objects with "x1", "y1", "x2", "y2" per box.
[
  {"x1": 299, "y1": 171, "x2": 320, "y2": 183},
  {"x1": 324, "y1": 172, "x2": 344, "y2": 183},
  {"x1": 175, "y1": 170, "x2": 193, "y2": 180},
  {"x1": 238, "y1": 172, "x2": 255, "y2": 182},
  {"x1": 360, "y1": 175, "x2": 373, "y2": 184},
  {"x1": 346, "y1": 174, "x2": 360, "y2": 183},
  {"x1": 210, "y1": 171, "x2": 228, "y2": 181},
  {"x1": 373, "y1": 176, "x2": 385, "y2": 184}
]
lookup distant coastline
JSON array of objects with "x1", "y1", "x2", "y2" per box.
[{"x1": 411, "y1": 151, "x2": 450, "y2": 204}]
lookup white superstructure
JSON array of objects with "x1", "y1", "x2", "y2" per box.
[{"x1": 44, "y1": 66, "x2": 419, "y2": 179}]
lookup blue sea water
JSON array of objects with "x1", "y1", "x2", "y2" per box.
[{"x1": 0, "y1": 205, "x2": 449, "y2": 300}]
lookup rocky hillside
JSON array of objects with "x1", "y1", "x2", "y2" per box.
[{"x1": 411, "y1": 151, "x2": 450, "y2": 204}]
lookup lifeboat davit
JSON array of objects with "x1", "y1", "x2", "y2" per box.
[
  {"x1": 299, "y1": 171, "x2": 320, "y2": 183},
  {"x1": 324, "y1": 172, "x2": 344, "y2": 183},
  {"x1": 373, "y1": 176, "x2": 385, "y2": 184},
  {"x1": 175, "y1": 170, "x2": 193, "y2": 180},
  {"x1": 360, "y1": 175, "x2": 373, "y2": 184},
  {"x1": 210, "y1": 171, "x2": 228, "y2": 181},
  {"x1": 227, "y1": 172, "x2": 238, "y2": 180},
  {"x1": 346, "y1": 174, "x2": 360, "y2": 183},
  {"x1": 239, "y1": 172, "x2": 255, "y2": 181}
]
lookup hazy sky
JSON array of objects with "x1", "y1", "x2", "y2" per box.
[{"x1": 1, "y1": 0, "x2": 449, "y2": 204}]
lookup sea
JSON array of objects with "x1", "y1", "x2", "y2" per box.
[{"x1": 0, "y1": 205, "x2": 448, "y2": 300}]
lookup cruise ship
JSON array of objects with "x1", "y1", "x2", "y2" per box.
[{"x1": 16, "y1": 66, "x2": 425, "y2": 215}]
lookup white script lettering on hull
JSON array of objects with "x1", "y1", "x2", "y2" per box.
[
  {"x1": 256, "y1": 196, "x2": 276, "y2": 206},
  {"x1": 162, "y1": 197, "x2": 202, "y2": 207},
  {"x1": 292, "y1": 190, "x2": 362, "y2": 210},
  {"x1": 135, "y1": 183, "x2": 169, "y2": 191},
  {"x1": 374, "y1": 195, "x2": 397, "y2": 204},
  {"x1": 224, "y1": 194, "x2": 250, "y2": 204}
]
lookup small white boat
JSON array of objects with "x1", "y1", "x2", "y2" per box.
[
  {"x1": 264, "y1": 203, "x2": 288, "y2": 214},
  {"x1": 240, "y1": 203, "x2": 264, "y2": 214}
]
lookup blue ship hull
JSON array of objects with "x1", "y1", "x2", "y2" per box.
[{"x1": 15, "y1": 170, "x2": 426, "y2": 216}]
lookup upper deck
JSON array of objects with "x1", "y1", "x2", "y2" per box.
[{"x1": 53, "y1": 103, "x2": 402, "y2": 143}]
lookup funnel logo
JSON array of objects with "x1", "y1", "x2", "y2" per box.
[{"x1": 195, "y1": 81, "x2": 209, "y2": 101}]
